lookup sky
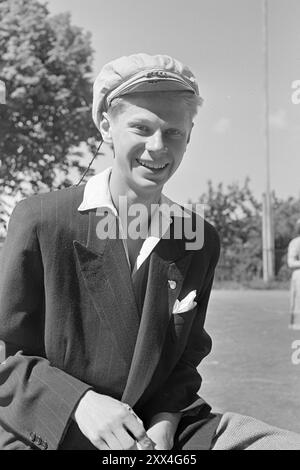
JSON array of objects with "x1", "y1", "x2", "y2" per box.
[{"x1": 44, "y1": 0, "x2": 300, "y2": 203}]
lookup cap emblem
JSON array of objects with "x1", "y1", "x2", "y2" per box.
[{"x1": 145, "y1": 71, "x2": 168, "y2": 78}]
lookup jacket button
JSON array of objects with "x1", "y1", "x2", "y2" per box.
[
  {"x1": 168, "y1": 280, "x2": 177, "y2": 290},
  {"x1": 29, "y1": 432, "x2": 36, "y2": 442}
]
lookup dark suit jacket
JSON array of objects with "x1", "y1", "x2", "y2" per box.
[{"x1": 0, "y1": 184, "x2": 220, "y2": 450}]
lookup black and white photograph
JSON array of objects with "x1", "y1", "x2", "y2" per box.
[{"x1": 0, "y1": 0, "x2": 300, "y2": 453}]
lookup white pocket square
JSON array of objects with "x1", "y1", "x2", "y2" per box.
[{"x1": 172, "y1": 290, "x2": 197, "y2": 314}]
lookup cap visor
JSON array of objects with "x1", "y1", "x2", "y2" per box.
[{"x1": 124, "y1": 77, "x2": 195, "y2": 94}]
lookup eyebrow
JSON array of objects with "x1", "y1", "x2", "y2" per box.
[
  {"x1": 127, "y1": 117, "x2": 153, "y2": 124},
  {"x1": 127, "y1": 117, "x2": 184, "y2": 130}
]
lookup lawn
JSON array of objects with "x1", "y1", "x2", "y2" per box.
[{"x1": 198, "y1": 289, "x2": 300, "y2": 433}]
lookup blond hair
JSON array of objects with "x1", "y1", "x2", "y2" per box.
[{"x1": 108, "y1": 91, "x2": 202, "y2": 121}]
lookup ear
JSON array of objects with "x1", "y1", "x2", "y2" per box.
[
  {"x1": 99, "y1": 112, "x2": 113, "y2": 144},
  {"x1": 187, "y1": 122, "x2": 194, "y2": 145}
]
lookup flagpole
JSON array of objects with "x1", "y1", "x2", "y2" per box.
[{"x1": 262, "y1": 0, "x2": 274, "y2": 282}]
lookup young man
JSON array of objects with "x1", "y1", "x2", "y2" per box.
[{"x1": 0, "y1": 53, "x2": 299, "y2": 450}]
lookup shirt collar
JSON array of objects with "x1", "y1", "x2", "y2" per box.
[
  {"x1": 77, "y1": 166, "x2": 191, "y2": 220},
  {"x1": 77, "y1": 167, "x2": 118, "y2": 216}
]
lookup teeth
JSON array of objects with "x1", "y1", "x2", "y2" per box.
[{"x1": 137, "y1": 159, "x2": 167, "y2": 169}]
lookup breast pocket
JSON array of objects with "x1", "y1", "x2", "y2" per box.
[{"x1": 170, "y1": 308, "x2": 197, "y2": 343}]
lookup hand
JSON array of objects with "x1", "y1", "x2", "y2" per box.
[
  {"x1": 146, "y1": 412, "x2": 181, "y2": 450},
  {"x1": 146, "y1": 424, "x2": 173, "y2": 450},
  {"x1": 73, "y1": 390, "x2": 154, "y2": 450}
]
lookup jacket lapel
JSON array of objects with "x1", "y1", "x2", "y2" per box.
[
  {"x1": 122, "y1": 235, "x2": 193, "y2": 406},
  {"x1": 73, "y1": 210, "x2": 140, "y2": 367}
]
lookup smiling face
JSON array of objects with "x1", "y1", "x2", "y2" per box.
[{"x1": 100, "y1": 92, "x2": 194, "y2": 199}]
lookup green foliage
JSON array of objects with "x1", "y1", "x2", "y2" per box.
[{"x1": 0, "y1": 0, "x2": 98, "y2": 201}]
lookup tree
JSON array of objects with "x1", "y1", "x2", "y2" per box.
[
  {"x1": 195, "y1": 178, "x2": 263, "y2": 282},
  {"x1": 193, "y1": 179, "x2": 300, "y2": 284},
  {"x1": 0, "y1": 0, "x2": 99, "y2": 230}
]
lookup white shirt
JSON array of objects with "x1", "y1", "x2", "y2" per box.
[{"x1": 78, "y1": 167, "x2": 190, "y2": 275}]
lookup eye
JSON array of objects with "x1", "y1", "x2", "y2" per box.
[
  {"x1": 132, "y1": 124, "x2": 149, "y2": 133},
  {"x1": 165, "y1": 128, "x2": 183, "y2": 137}
]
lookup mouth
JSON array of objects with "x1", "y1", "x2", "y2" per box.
[{"x1": 136, "y1": 158, "x2": 169, "y2": 171}]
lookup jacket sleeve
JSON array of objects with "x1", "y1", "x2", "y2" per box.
[
  {"x1": 0, "y1": 199, "x2": 91, "y2": 450},
  {"x1": 142, "y1": 231, "x2": 220, "y2": 422}
]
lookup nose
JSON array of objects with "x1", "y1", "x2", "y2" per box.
[{"x1": 145, "y1": 130, "x2": 166, "y2": 153}]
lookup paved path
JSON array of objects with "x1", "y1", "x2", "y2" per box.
[{"x1": 198, "y1": 290, "x2": 300, "y2": 433}]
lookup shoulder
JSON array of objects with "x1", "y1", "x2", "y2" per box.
[
  {"x1": 161, "y1": 195, "x2": 220, "y2": 261},
  {"x1": 10, "y1": 185, "x2": 86, "y2": 226},
  {"x1": 178, "y1": 203, "x2": 220, "y2": 253},
  {"x1": 191, "y1": 210, "x2": 220, "y2": 263}
]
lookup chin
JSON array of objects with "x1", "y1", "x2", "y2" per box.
[{"x1": 134, "y1": 176, "x2": 165, "y2": 193}]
